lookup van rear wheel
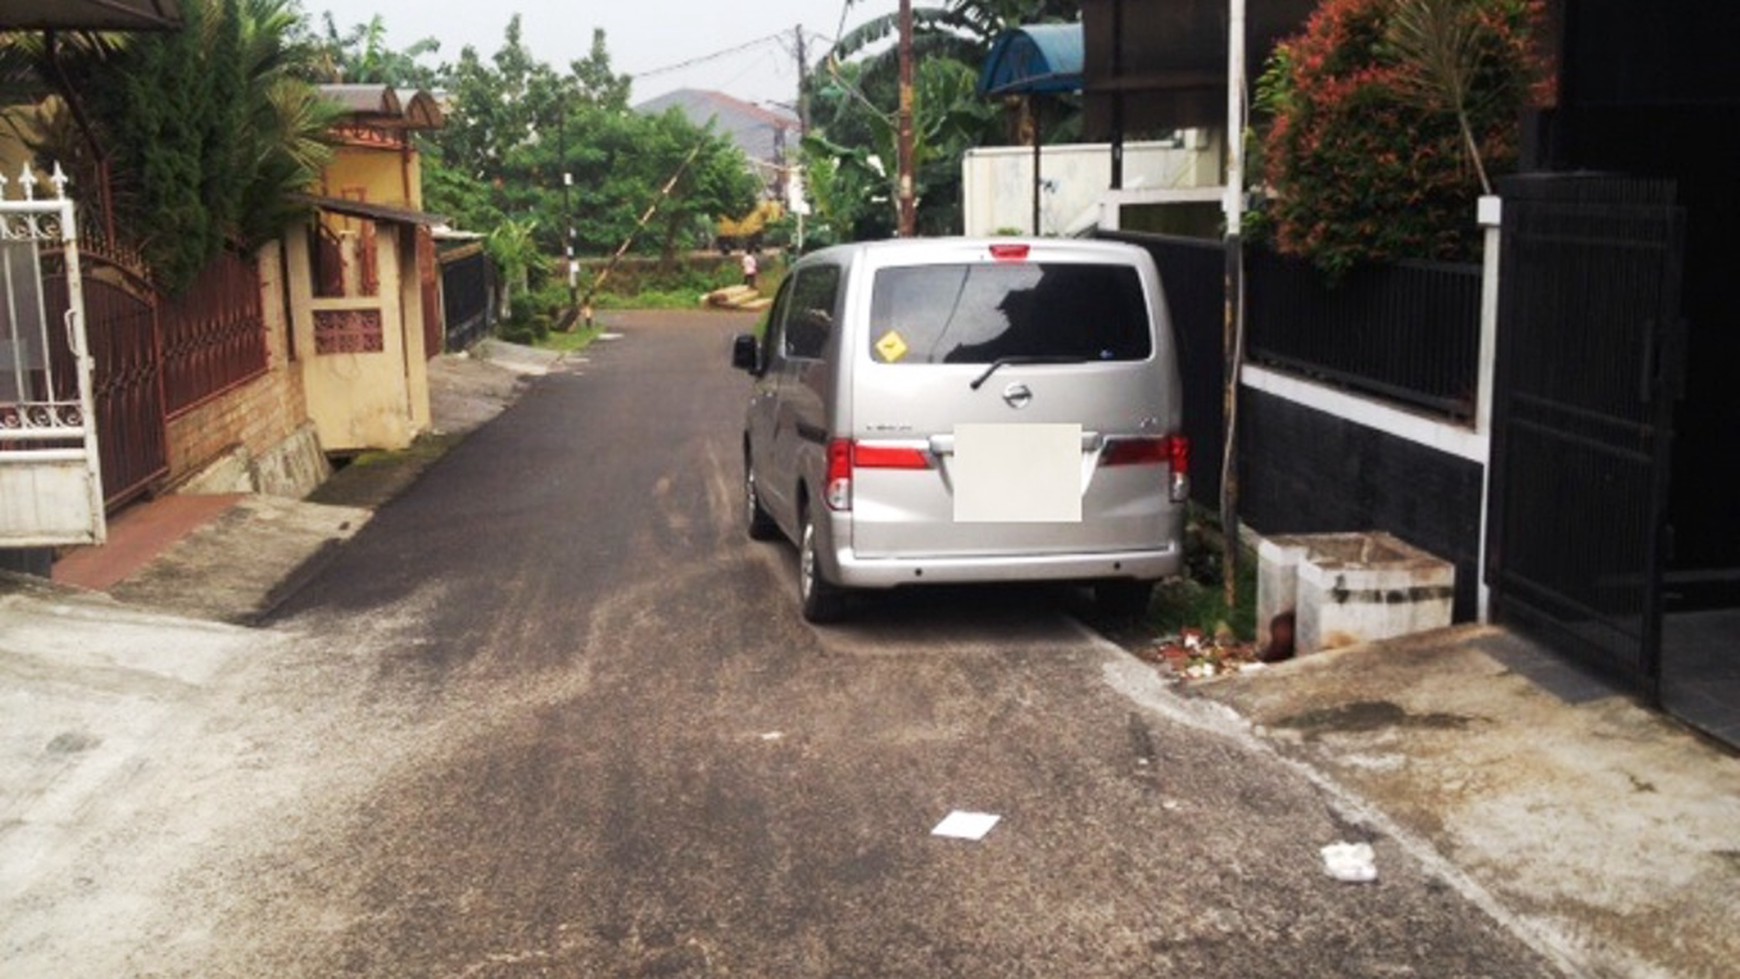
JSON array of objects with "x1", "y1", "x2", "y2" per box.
[
  {"x1": 1094, "y1": 580, "x2": 1154, "y2": 619},
  {"x1": 799, "y1": 509, "x2": 845, "y2": 623}
]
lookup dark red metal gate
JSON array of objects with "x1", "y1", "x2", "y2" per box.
[{"x1": 45, "y1": 252, "x2": 168, "y2": 508}]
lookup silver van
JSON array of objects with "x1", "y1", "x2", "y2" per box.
[{"x1": 730, "y1": 237, "x2": 1189, "y2": 622}]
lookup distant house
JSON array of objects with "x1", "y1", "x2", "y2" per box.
[{"x1": 634, "y1": 88, "x2": 798, "y2": 196}]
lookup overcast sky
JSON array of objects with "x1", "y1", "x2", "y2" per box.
[{"x1": 309, "y1": 0, "x2": 905, "y2": 111}]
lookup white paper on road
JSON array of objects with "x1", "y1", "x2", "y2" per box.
[
  {"x1": 932, "y1": 810, "x2": 1002, "y2": 841},
  {"x1": 1320, "y1": 841, "x2": 1378, "y2": 882}
]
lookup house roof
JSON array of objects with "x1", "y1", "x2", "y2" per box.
[
  {"x1": 978, "y1": 23, "x2": 1085, "y2": 97},
  {"x1": 0, "y1": 0, "x2": 182, "y2": 30},
  {"x1": 634, "y1": 89, "x2": 796, "y2": 167},
  {"x1": 316, "y1": 85, "x2": 444, "y2": 130},
  {"x1": 297, "y1": 195, "x2": 448, "y2": 227},
  {"x1": 1081, "y1": 0, "x2": 1315, "y2": 135}
]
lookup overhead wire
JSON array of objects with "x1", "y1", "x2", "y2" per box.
[{"x1": 634, "y1": 31, "x2": 786, "y2": 80}]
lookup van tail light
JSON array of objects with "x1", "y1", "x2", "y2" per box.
[
  {"x1": 824, "y1": 439, "x2": 933, "y2": 511},
  {"x1": 988, "y1": 243, "x2": 1030, "y2": 262},
  {"x1": 1102, "y1": 435, "x2": 1191, "y2": 504},
  {"x1": 825, "y1": 439, "x2": 853, "y2": 510}
]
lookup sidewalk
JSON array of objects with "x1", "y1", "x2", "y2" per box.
[
  {"x1": 44, "y1": 340, "x2": 563, "y2": 623},
  {"x1": 1180, "y1": 625, "x2": 1740, "y2": 978}
]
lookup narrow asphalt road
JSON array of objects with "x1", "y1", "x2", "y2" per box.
[{"x1": 151, "y1": 311, "x2": 1562, "y2": 977}]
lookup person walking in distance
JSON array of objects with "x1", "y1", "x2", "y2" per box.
[{"x1": 741, "y1": 249, "x2": 759, "y2": 290}]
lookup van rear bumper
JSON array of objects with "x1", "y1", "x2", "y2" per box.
[{"x1": 828, "y1": 544, "x2": 1182, "y2": 589}]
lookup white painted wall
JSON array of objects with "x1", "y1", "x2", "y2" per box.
[{"x1": 961, "y1": 132, "x2": 1223, "y2": 237}]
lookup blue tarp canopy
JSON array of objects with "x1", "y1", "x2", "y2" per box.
[{"x1": 977, "y1": 23, "x2": 1085, "y2": 97}]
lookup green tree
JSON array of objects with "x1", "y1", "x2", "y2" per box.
[
  {"x1": 36, "y1": 0, "x2": 337, "y2": 292},
  {"x1": 302, "y1": 13, "x2": 441, "y2": 87},
  {"x1": 418, "y1": 20, "x2": 755, "y2": 266},
  {"x1": 805, "y1": 0, "x2": 1063, "y2": 239},
  {"x1": 570, "y1": 28, "x2": 632, "y2": 110}
]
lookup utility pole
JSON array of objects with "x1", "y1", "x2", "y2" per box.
[
  {"x1": 896, "y1": 0, "x2": 917, "y2": 237},
  {"x1": 560, "y1": 100, "x2": 577, "y2": 312},
  {"x1": 794, "y1": 24, "x2": 809, "y2": 252},
  {"x1": 1221, "y1": 0, "x2": 1248, "y2": 608},
  {"x1": 794, "y1": 24, "x2": 809, "y2": 133}
]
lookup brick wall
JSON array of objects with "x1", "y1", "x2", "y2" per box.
[{"x1": 163, "y1": 241, "x2": 311, "y2": 483}]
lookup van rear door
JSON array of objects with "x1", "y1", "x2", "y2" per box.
[{"x1": 844, "y1": 243, "x2": 1182, "y2": 560}]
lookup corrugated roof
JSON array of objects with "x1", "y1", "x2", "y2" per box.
[
  {"x1": 978, "y1": 24, "x2": 1085, "y2": 97},
  {"x1": 316, "y1": 85, "x2": 444, "y2": 130},
  {"x1": 1, "y1": 0, "x2": 182, "y2": 30}
]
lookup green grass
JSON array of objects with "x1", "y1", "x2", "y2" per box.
[
  {"x1": 1144, "y1": 510, "x2": 1259, "y2": 640},
  {"x1": 589, "y1": 289, "x2": 711, "y2": 310},
  {"x1": 1146, "y1": 548, "x2": 1258, "y2": 641},
  {"x1": 534, "y1": 324, "x2": 604, "y2": 353}
]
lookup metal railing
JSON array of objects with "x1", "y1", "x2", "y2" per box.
[
  {"x1": 1246, "y1": 248, "x2": 1481, "y2": 420},
  {"x1": 159, "y1": 251, "x2": 267, "y2": 417}
]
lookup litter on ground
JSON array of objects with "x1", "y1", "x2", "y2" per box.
[
  {"x1": 1321, "y1": 841, "x2": 1378, "y2": 883},
  {"x1": 931, "y1": 811, "x2": 1002, "y2": 841},
  {"x1": 1134, "y1": 627, "x2": 1264, "y2": 682}
]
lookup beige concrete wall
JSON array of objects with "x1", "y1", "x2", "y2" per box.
[
  {"x1": 322, "y1": 142, "x2": 424, "y2": 209},
  {"x1": 400, "y1": 230, "x2": 431, "y2": 431},
  {"x1": 287, "y1": 223, "x2": 425, "y2": 453}
]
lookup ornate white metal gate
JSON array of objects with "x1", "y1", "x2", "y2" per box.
[{"x1": 0, "y1": 163, "x2": 104, "y2": 547}]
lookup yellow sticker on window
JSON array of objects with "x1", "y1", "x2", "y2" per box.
[{"x1": 876, "y1": 330, "x2": 910, "y2": 363}]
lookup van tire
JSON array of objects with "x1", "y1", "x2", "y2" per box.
[
  {"x1": 799, "y1": 508, "x2": 845, "y2": 623},
  {"x1": 1095, "y1": 580, "x2": 1154, "y2": 619},
  {"x1": 744, "y1": 455, "x2": 778, "y2": 540}
]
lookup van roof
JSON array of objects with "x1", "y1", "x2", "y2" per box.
[{"x1": 797, "y1": 236, "x2": 1150, "y2": 266}]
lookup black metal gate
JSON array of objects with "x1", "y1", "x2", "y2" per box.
[{"x1": 1486, "y1": 175, "x2": 1686, "y2": 696}]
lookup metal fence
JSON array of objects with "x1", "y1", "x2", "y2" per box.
[
  {"x1": 159, "y1": 250, "x2": 267, "y2": 417},
  {"x1": 440, "y1": 246, "x2": 496, "y2": 352},
  {"x1": 1097, "y1": 231, "x2": 1226, "y2": 508},
  {"x1": 1246, "y1": 248, "x2": 1482, "y2": 419}
]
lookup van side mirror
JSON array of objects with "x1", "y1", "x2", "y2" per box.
[{"x1": 731, "y1": 334, "x2": 762, "y2": 374}]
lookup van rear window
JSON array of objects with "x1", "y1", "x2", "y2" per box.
[{"x1": 867, "y1": 263, "x2": 1151, "y2": 365}]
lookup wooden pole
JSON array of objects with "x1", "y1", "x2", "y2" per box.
[{"x1": 896, "y1": 0, "x2": 917, "y2": 237}]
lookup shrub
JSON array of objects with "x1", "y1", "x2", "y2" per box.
[{"x1": 1256, "y1": 0, "x2": 1549, "y2": 277}]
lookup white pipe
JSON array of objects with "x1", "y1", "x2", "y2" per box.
[{"x1": 1225, "y1": 0, "x2": 1246, "y2": 235}]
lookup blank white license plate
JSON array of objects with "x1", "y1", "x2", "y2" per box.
[{"x1": 952, "y1": 423, "x2": 1082, "y2": 523}]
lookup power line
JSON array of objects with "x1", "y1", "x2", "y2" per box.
[{"x1": 633, "y1": 32, "x2": 786, "y2": 80}]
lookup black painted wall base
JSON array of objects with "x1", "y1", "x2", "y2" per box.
[{"x1": 1239, "y1": 388, "x2": 1484, "y2": 621}]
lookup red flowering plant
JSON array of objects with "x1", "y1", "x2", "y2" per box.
[{"x1": 1252, "y1": 0, "x2": 1551, "y2": 278}]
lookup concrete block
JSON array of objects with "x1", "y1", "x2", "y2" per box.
[
  {"x1": 177, "y1": 445, "x2": 255, "y2": 496},
  {"x1": 1256, "y1": 536, "x2": 1312, "y2": 651},
  {"x1": 1256, "y1": 531, "x2": 1456, "y2": 656},
  {"x1": 251, "y1": 422, "x2": 332, "y2": 499}
]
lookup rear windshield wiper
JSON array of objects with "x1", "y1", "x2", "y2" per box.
[{"x1": 969, "y1": 355, "x2": 1089, "y2": 390}]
